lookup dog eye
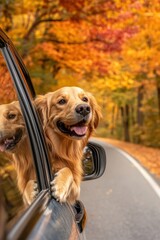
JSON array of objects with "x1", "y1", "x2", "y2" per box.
[
  {"x1": 7, "y1": 113, "x2": 16, "y2": 120},
  {"x1": 82, "y1": 97, "x2": 88, "y2": 102},
  {"x1": 58, "y1": 99, "x2": 67, "y2": 105}
]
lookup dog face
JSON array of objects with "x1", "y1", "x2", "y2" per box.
[
  {"x1": 0, "y1": 101, "x2": 25, "y2": 152},
  {"x1": 36, "y1": 87, "x2": 101, "y2": 140}
]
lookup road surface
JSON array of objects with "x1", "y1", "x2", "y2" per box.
[{"x1": 80, "y1": 139, "x2": 160, "y2": 240}]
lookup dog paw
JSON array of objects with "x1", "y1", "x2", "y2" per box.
[
  {"x1": 24, "y1": 180, "x2": 39, "y2": 205},
  {"x1": 51, "y1": 168, "x2": 73, "y2": 203}
]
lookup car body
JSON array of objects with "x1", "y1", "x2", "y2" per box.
[{"x1": 0, "y1": 28, "x2": 106, "y2": 240}]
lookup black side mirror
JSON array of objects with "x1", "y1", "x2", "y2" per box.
[{"x1": 82, "y1": 141, "x2": 106, "y2": 180}]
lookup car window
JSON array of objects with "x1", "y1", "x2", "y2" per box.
[{"x1": 0, "y1": 53, "x2": 37, "y2": 227}]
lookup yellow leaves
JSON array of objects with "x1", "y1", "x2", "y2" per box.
[
  {"x1": 17, "y1": 0, "x2": 58, "y2": 13},
  {"x1": 104, "y1": 59, "x2": 135, "y2": 90},
  {"x1": 0, "y1": 0, "x2": 158, "y2": 97},
  {"x1": 103, "y1": 75, "x2": 134, "y2": 91},
  {"x1": 40, "y1": 39, "x2": 109, "y2": 74},
  {"x1": 49, "y1": 20, "x2": 90, "y2": 43},
  {"x1": 55, "y1": 69, "x2": 79, "y2": 89},
  {"x1": 121, "y1": 7, "x2": 160, "y2": 75}
]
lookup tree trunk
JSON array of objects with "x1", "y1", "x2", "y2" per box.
[
  {"x1": 130, "y1": 105, "x2": 135, "y2": 125},
  {"x1": 120, "y1": 104, "x2": 130, "y2": 142},
  {"x1": 157, "y1": 83, "x2": 160, "y2": 118},
  {"x1": 110, "y1": 106, "x2": 115, "y2": 135},
  {"x1": 137, "y1": 85, "x2": 144, "y2": 126}
]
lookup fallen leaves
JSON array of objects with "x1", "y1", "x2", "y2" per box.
[{"x1": 99, "y1": 137, "x2": 160, "y2": 178}]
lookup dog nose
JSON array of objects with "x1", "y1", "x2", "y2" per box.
[{"x1": 75, "y1": 104, "x2": 90, "y2": 117}]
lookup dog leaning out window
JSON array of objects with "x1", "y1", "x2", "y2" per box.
[{"x1": 35, "y1": 87, "x2": 101, "y2": 204}]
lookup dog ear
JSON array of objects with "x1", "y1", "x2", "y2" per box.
[
  {"x1": 35, "y1": 95, "x2": 48, "y2": 126},
  {"x1": 87, "y1": 92, "x2": 102, "y2": 130}
]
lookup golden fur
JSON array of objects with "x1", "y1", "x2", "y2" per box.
[
  {"x1": 0, "y1": 101, "x2": 36, "y2": 205},
  {"x1": 36, "y1": 86, "x2": 101, "y2": 204},
  {"x1": 0, "y1": 87, "x2": 101, "y2": 205}
]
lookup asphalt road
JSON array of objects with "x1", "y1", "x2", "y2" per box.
[{"x1": 80, "y1": 139, "x2": 160, "y2": 240}]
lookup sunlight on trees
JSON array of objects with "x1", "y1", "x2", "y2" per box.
[{"x1": 0, "y1": 0, "x2": 160, "y2": 147}]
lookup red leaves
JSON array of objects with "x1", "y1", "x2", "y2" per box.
[
  {"x1": 59, "y1": 0, "x2": 86, "y2": 12},
  {"x1": 0, "y1": 59, "x2": 17, "y2": 103},
  {"x1": 0, "y1": 0, "x2": 140, "y2": 87}
]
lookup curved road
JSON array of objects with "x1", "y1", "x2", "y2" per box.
[{"x1": 80, "y1": 139, "x2": 160, "y2": 240}]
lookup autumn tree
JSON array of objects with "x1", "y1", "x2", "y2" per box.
[
  {"x1": 0, "y1": 0, "x2": 138, "y2": 94},
  {"x1": 1, "y1": 0, "x2": 160, "y2": 147},
  {"x1": 108, "y1": 0, "x2": 160, "y2": 146}
]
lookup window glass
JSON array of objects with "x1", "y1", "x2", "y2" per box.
[
  {"x1": 82, "y1": 146, "x2": 94, "y2": 176},
  {"x1": 0, "y1": 53, "x2": 36, "y2": 227}
]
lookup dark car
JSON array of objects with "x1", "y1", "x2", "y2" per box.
[{"x1": 0, "y1": 28, "x2": 106, "y2": 240}]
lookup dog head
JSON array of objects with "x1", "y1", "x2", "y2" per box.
[
  {"x1": 0, "y1": 101, "x2": 25, "y2": 153},
  {"x1": 36, "y1": 87, "x2": 101, "y2": 141}
]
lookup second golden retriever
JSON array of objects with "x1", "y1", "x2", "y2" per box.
[
  {"x1": 36, "y1": 86, "x2": 101, "y2": 204},
  {"x1": 0, "y1": 101, "x2": 37, "y2": 205}
]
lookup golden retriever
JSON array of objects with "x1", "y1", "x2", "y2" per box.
[
  {"x1": 36, "y1": 86, "x2": 101, "y2": 204},
  {"x1": 0, "y1": 101, "x2": 37, "y2": 205}
]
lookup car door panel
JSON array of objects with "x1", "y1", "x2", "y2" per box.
[{"x1": 27, "y1": 200, "x2": 80, "y2": 240}]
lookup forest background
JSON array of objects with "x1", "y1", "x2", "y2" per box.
[{"x1": 0, "y1": 0, "x2": 160, "y2": 148}]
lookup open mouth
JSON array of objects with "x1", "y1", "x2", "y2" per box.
[
  {"x1": 57, "y1": 120, "x2": 88, "y2": 138},
  {"x1": 0, "y1": 129, "x2": 23, "y2": 152}
]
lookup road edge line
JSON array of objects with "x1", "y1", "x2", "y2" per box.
[
  {"x1": 116, "y1": 148, "x2": 160, "y2": 199},
  {"x1": 91, "y1": 138, "x2": 160, "y2": 199}
]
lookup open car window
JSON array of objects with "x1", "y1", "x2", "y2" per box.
[
  {"x1": 0, "y1": 27, "x2": 106, "y2": 240},
  {"x1": 0, "y1": 53, "x2": 36, "y2": 226}
]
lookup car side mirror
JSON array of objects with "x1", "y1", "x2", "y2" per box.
[{"x1": 82, "y1": 141, "x2": 106, "y2": 180}]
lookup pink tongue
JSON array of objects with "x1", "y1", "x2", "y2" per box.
[
  {"x1": 0, "y1": 145, "x2": 5, "y2": 152},
  {"x1": 71, "y1": 126, "x2": 87, "y2": 135}
]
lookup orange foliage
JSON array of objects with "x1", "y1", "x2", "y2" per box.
[
  {"x1": 1, "y1": 0, "x2": 160, "y2": 147},
  {"x1": 0, "y1": 58, "x2": 17, "y2": 103}
]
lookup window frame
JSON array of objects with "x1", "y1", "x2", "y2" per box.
[
  {"x1": 0, "y1": 28, "x2": 52, "y2": 191},
  {"x1": 0, "y1": 28, "x2": 52, "y2": 239}
]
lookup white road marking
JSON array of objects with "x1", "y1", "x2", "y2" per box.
[
  {"x1": 91, "y1": 138, "x2": 160, "y2": 199},
  {"x1": 116, "y1": 147, "x2": 160, "y2": 199}
]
